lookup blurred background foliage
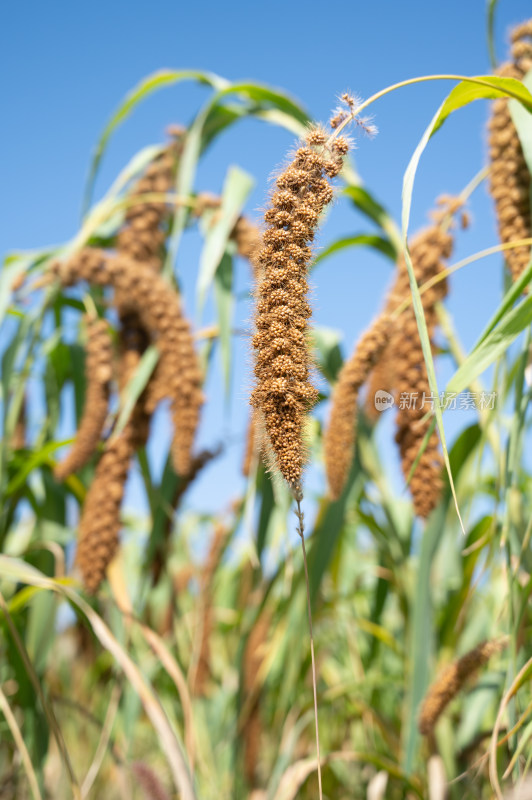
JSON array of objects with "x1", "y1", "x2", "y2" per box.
[{"x1": 1, "y1": 2, "x2": 532, "y2": 798}]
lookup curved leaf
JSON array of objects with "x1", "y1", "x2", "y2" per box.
[
  {"x1": 432, "y1": 75, "x2": 532, "y2": 134},
  {"x1": 447, "y1": 292, "x2": 532, "y2": 396},
  {"x1": 394, "y1": 74, "x2": 530, "y2": 530},
  {"x1": 197, "y1": 164, "x2": 254, "y2": 312},
  {"x1": 213, "y1": 252, "x2": 234, "y2": 398},
  {"x1": 112, "y1": 344, "x2": 160, "y2": 439},
  {"x1": 312, "y1": 233, "x2": 397, "y2": 269},
  {"x1": 165, "y1": 81, "x2": 308, "y2": 276},
  {"x1": 342, "y1": 185, "x2": 402, "y2": 254},
  {"x1": 401, "y1": 98, "x2": 464, "y2": 532},
  {"x1": 509, "y1": 69, "x2": 532, "y2": 174},
  {"x1": 0, "y1": 556, "x2": 198, "y2": 800},
  {"x1": 487, "y1": 0, "x2": 500, "y2": 69},
  {"x1": 83, "y1": 69, "x2": 229, "y2": 214}
]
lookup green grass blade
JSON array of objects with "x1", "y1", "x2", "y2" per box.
[
  {"x1": 401, "y1": 421, "x2": 481, "y2": 772},
  {"x1": 475, "y1": 259, "x2": 532, "y2": 346},
  {"x1": 401, "y1": 507, "x2": 442, "y2": 772},
  {"x1": 342, "y1": 185, "x2": 402, "y2": 254},
  {"x1": 447, "y1": 294, "x2": 532, "y2": 395},
  {"x1": 111, "y1": 345, "x2": 160, "y2": 439},
  {"x1": 213, "y1": 252, "x2": 234, "y2": 400},
  {"x1": 0, "y1": 684, "x2": 43, "y2": 800},
  {"x1": 308, "y1": 466, "x2": 365, "y2": 606},
  {"x1": 311, "y1": 233, "x2": 396, "y2": 269},
  {"x1": 487, "y1": 0, "x2": 500, "y2": 69},
  {"x1": 0, "y1": 590, "x2": 80, "y2": 797},
  {"x1": 401, "y1": 99, "x2": 464, "y2": 532},
  {"x1": 0, "y1": 557, "x2": 198, "y2": 800},
  {"x1": 509, "y1": 69, "x2": 532, "y2": 173},
  {"x1": 6, "y1": 440, "x2": 71, "y2": 496},
  {"x1": 197, "y1": 165, "x2": 254, "y2": 313},
  {"x1": 165, "y1": 81, "x2": 307, "y2": 277},
  {"x1": 432, "y1": 75, "x2": 532, "y2": 134}
]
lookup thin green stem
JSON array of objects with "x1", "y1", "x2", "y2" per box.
[
  {"x1": 436, "y1": 302, "x2": 502, "y2": 465},
  {"x1": 353, "y1": 73, "x2": 529, "y2": 119},
  {"x1": 294, "y1": 494, "x2": 323, "y2": 800},
  {"x1": 392, "y1": 238, "x2": 532, "y2": 321}
]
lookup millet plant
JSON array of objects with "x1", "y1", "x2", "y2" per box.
[{"x1": 1, "y1": 10, "x2": 532, "y2": 800}]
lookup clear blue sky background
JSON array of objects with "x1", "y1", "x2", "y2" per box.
[{"x1": 1, "y1": 0, "x2": 530, "y2": 533}]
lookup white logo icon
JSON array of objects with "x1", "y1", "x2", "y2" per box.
[{"x1": 374, "y1": 390, "x2": 394, "y2": 412}]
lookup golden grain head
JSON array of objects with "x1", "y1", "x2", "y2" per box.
[
  {"x1": 51, "y1": 249, "x2": 204, "y2": 478},
  {"x1": 54, "y1": 317, "x2": 113, "y2": 482},
  {"x1": 250, "y1": 124, "x2": 348, "y2": 491},
  {"x1": 418, "y1": 638, "x2": 507, "y2": 736},
  {"x1": 324, "y1": 314, "x2": 391, "y2": 499},
  {"x1": 488, "y1": 21, "x2": 532, "y2": 284},
  {"x1": 76, "y1": 432, "x2": 133, "y2": 593},
  {"x1": 391, "y1": 220, "x2": 453, "y2": 518}
]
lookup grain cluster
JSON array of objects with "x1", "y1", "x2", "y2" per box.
[
  {"x1": 488, "y1": 21, "x2": 532, "y2": 283},
  {"x1": 418, "y1": 638, "x2": 507, "y2": 736},
  {"x1": 364, "y1": 201, "x2": 456, "y2": 516},
  {"x1": 250, "y1": 125, "x2": 349, "y2": 491},
  {"x1": 54, "y1": 318, "x2": 112, "y2": 481},
  {"x1": 324, "y1": 314, "x2": 390, "y2": 499}
]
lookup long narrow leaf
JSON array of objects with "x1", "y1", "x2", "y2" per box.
[
  {"x1": 213, "y1": 251, "x2": 234, "y2": 398},
  {"x1": 447, "y1": 294, "x2": 532, "y2": 396},
  {"x1": 165, "y1": 81, "x2": 307, "y2": 276},
  {"x1": 0, "y1": 685, "x2": 43, "y2": 800},
  {"x1": 0, "y1": 557, "x2": 198, "y2": 800},
  {"x1": 509, "y1": 69, "x2": 532, "y2": 174},
  {"x1": 401, "y1": 99, "x2": 464, "y2": 532},
  {"x1": 112, "y1": 345, "x2": 160, "y2": 439},
  {"x1": 487, "y1": 0, "x2": 500, "y2": 69},
  {"x1": 311, "y1": 233, "x2": 397, "y2": 269},
  {"x1": 197, "y1": 165, "x2": 253, "y2": 312},
  {"x1": 431, "y1": 75, "x2": 532, "y2": 134},
  {"x1": 83, "y1": 69, "x2": 229, "y2": 214}
]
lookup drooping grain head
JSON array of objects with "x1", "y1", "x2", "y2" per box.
[
  {"x1": 231, "y1": 215, "x2": 263, "y2": 264},
  {"x1": 113, "y1": 254, "x2": 204, "y2": 476},
  {"x1": 418, "y1": 638, "x2": 507, "y2": 736},
  {"x1": 50, "y1": 249, "x2": 204, "y2": 477},
  {"x1": 324, "y1": 314, "x2": 391, "y2": 499},
  {"x1": 76, "y1": 313, "x2": 153, "y2": 593},
  {"x1": 392, "y1": 221, "x2": 453, "y2": 518},
  {"x1": 362, "y1": 200, "x2": 456, "y2": 517},
  {"x1": 54, "y1": 317, "x2": 113, "y2": 481},
  {"x1": 488, "y1": 21, "x2": 532, "y2": 284},
  {"x1": 364, "y1": 349, "x2": 394, "y2": 422},
  {"x1": 242, "y1": 611, "x2": 271, "y2": 787},
  {"x1": 76, "y1": 420, "x2": 135, "y2": 594},
  {"x1": 118, "y1": 143, "x2": 177, "y2": 272},
  {"x1": 250, "y1": 125, "x2": 349, "y2": 492},
  {"x1": 114, "y1": 139, "x2": 204, "y2": 474},
  {"x1": 115, "y1": 139, "x2": 180, "y2": 449},
  {"x1": 10, "y1": 394, "x2": 26, "y2": 451},
  {"x1": 190, "y1": 523, "x2": 228, "y2": 697},
  {"x1": 242, "y1": 411, "x2": 259, "y2": 478}
]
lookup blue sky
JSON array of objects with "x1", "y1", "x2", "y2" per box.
[{"x1": 1, "y1": 0, "x2": 531, "y2": 529}]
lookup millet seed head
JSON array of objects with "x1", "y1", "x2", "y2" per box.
[
  {"x1": 54, "y1": 317, "x2": 113, "y2": 481},
  {"x1": 250, "y1": 122, "x2": 349, "y2": 490},
  {"x1": 324, "y1": 314, "x2": 391, "y2": 499},
  {"x1": 488, "y1": 20, "x2": 532, "y2": 284}
]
